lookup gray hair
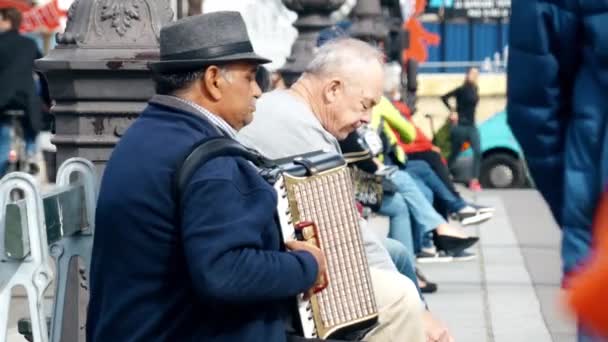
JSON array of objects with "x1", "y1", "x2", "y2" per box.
[
  {"x1": 305, "y1": 38, "x2": 384, "y2": 80},
  {"x1": 383, "y1": 62, "x2": 402, "y2": 95}
]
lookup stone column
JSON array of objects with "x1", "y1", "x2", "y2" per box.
[
  {"x1": 36, "y1": 0, "x2": 173, "y2": 176},
  {"x1": 280, "y1": 0, "x2": 346, "y2": 86},
  {"x1": 349, "y1": 0, "x2": 388, "y2": 42},
  {"x1": 32, "y1": 3, "x2": 173, "y2": 340}
]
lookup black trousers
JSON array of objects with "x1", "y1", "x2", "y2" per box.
[{"x1": 447, "y1": 124, "x2": 481, "y2": 179}]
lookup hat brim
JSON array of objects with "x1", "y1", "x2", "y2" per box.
[{"x1": 148, "y1": 52, "x2": 271, "y2": 73}]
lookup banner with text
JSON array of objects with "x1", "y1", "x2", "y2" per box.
[{"x1": 426, "y1": 0, "x2": 510, "y2": 19}]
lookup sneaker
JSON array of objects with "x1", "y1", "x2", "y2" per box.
[
  {"x1": 470, "y1": 203, "x2": 495, "y2": 214},
  {"x1": 455, "y1": 206, "x2": 493, "y2": 226},
  {"x1": 448, "y1": 250, "x2": 477, "y2": 262},
  {"x1": 469, "y1": 179, "x2": 482, "y2": 192},
  {"x1": 416, "y1": 250, "x2": 453, "y2": 263}
]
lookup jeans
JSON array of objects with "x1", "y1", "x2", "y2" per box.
[
  {"x1": 0, "y1": 124, "x2": 11, "y2": 175},
  {"x1": 408, "y1": 150, "x2": 458, "y2": 194},
  {"x1": 410, "y1": 176, "x2": 435, "y2": 250},
  {"x1": 0, "y1": 121, "x2": 37, "y2": 176},
  {"x1": 379, "y1": 170, "x2": 446, "y2": 263},
  {"x1": 406, "y1": 160, "x2": 467, "y2": 214},
  {"x1": 448, "y1": 124, "x2": 481, "y2": 179},
  {"x1": 383, "y1": 237, "x2": 422, "y2": 300},
  {"x1": 379, "y1": 193, "x2": 414, "y2": 262},
  {"x1": 360, "y1": 219, "x2": 399, "y2": 272}
]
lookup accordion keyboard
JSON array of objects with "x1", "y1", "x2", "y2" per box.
[{"x1": 275, "y1": 165, "x2": 378, "y2": 339}]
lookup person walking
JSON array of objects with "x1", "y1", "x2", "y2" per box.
[
  {"x1": 0, "y1": 7, "x2": 43, "y2": 175},
  {"x1": 508, "y1": 1, "x2": 608, "y2": 340},
  {"x1": 441, "y1": 67, "x2": 482, "y2": 191}
]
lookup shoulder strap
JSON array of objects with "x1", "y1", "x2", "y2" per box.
[{"x1": 174, "y1": 136, "x2": 275, "y2": 198}]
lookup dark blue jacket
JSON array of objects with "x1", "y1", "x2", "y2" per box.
[
  {"x1": 0, "y1": 30, "x2": 44, "y2": 131},
  {"x1": 507, "y1": 1, "x2": 608, "y2": 275},
  {"x1": 87, "y1": 96, "x2": 318, "y2": 342}
]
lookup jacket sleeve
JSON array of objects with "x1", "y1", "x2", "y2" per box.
[
  {"x1": 506, "y1": 0, "x2": 579, "y2": 222},
  {"x1": 376, "y1": 98, "x2": 417, "y2": 144},
  {"x1": 401, "y1": 127, "x2": 434, "y2": 154},
  {"x1": 440, "y1": 87, "x2": 458, "y2": 111},
  {"x1": 181, "y1": 176, "x2": 318, "y2": 304}
]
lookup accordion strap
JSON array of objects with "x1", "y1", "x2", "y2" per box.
[{"x1": 174, "y1": 136, "x2": 276, "y2": 200}]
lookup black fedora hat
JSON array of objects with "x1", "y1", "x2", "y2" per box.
[{"x1": 149, "y1": 11, "x2": 271, "y2": 73}]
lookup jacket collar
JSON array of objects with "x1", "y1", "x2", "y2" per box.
[{"x1": 149, "y1": 94, "x2": 226, "y2": 136}]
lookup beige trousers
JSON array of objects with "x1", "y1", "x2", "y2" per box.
[{"x1": 364, "y1": 268, "x2": 425, "y2": 342}]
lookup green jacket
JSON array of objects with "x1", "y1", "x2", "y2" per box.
[{"x1": 371, "y1": 96, "x2": 416, "y2": 166}]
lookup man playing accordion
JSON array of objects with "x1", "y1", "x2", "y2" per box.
[{"x1": 87, "y1": 12, "x2": 330, "y2": 342}]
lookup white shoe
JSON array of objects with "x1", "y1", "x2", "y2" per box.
[
  {"x1": 455, "y1": 206, "x2": 494, "y2": 226},
  {"x1": 416, "y1": 250, "x2": 454, "y2": 263},
  {"x1": 471, "y1": 204, "x2": 495, "y2": 213}
]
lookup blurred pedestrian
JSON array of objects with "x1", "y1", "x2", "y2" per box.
[
  {"x1": 0, "y1": 7, "x2": 43, "y2": 175},
  {"x1": 567, "y1": 188, "x2": 608, "y2": 338},
  {"x1": 441, "y1": 67, "x2": 482, "y2": 191},
  {"x1": 507, "y1": 1, "x2": 608, "y2": 341}
]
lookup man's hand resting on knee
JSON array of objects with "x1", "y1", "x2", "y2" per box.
[{"x1": 422, "y1": 310, "x2": 454, "y2": 342}]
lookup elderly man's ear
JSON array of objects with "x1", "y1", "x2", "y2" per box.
[
  {"x1": 324, "y1": 79, "x2": 343, "y2": 104},
  {"x1": 200, "y1": 65, "x2": 226, "y2": 101}
]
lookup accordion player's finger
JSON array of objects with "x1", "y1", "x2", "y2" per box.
[
  {"x1": 285, "y1": 240, "x2": 323, "y2": 261},
  {"x1": 285, "y1": 241, "x2": 328, "y2": 285}
]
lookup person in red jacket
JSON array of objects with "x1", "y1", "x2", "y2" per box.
[{"x1": 392, "y1": 100, "x2": 458, "y2": 195}]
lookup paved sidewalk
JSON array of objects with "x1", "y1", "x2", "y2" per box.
[{"x1": 421, "y1": 189, "x2": 576, "y2": 342}]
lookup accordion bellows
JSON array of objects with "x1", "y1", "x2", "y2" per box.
[{"x1": 275, "y1": 157, "x2": 378, "y2": 339}]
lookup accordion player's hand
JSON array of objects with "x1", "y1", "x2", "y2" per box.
[{"x1": 285, "y1": 240, "x2": 328, "y2": 296}]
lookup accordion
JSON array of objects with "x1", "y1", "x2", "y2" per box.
[{"x1": 269, "y1": 151, "x2": 379, "y2": 339}]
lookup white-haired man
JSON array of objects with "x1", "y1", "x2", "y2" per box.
[{"x1": 239, "y1": 38, "x2": 427, "y2": 342}]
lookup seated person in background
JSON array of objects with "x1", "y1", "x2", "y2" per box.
[
  {"x1": 384, "y1": 75, "x2": 495, "y2": 222},
  {"x1": 373, "y1": 96, "x2": 494, "y2": 227},
  {"x1": 567, "y1": 187, "x2": 608, "y2": 338},
  {"x1": 240, "y1": 38, "x2": 458, "y2": 342},
  {"x1": 323, "y1": 28, "x2": 481, "y2": 266},
  {"x1": 342, "y1": 121, "x2": 478, "y2": 262},
  {"x1": 239, "y1": 37, "x2": 426, "y2": 342}
]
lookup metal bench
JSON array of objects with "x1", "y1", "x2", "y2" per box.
[{"x1": 0, "y1": 158, "x2": 97, "y2": 342}]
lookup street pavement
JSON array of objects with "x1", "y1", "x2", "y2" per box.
[{"x1": 419, "y1": 189, "x2": 576, "y2": 342}]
